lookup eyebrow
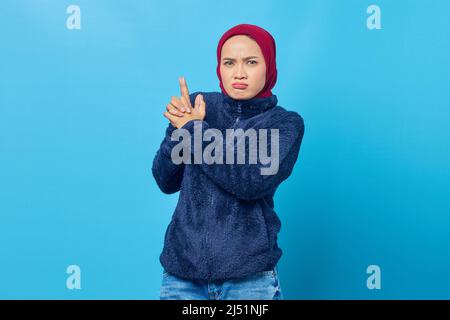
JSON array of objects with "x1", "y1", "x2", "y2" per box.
[{"x1": 222, "y1": 56, "x2": 260, "y2": 61}]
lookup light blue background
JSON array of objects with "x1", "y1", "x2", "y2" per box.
[{"x1": 1, "y1": 0, "x2": 449, "y2": 299}]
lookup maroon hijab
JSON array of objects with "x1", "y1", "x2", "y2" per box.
[{"x1": 216, "y1": 24, "x2": 277, "y2": 99}]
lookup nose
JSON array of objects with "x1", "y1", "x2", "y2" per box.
[{"x1": 234, "y1": 63, "x2": 247, "y2": 79}]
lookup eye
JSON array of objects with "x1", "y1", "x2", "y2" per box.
[
  {"x1": 224, "y1": 61, "x2": 234, "y2": 66},
  {"x1": 247, "y1": 60, "x2": 257, "y2": 65}
]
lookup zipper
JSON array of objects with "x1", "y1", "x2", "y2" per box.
[
  {"x1": 234, "y1": 102, "x2": 242, "y2": 126},
  {"x1": 205, "y1": 188, "x2": 214, "y2": 279}
]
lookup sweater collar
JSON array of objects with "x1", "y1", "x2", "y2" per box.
[{"x1": 222, "y1": 93, "x2": 278, "y2": 117}]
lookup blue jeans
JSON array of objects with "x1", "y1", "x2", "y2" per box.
[{"x1": 159, "y1": 266, "x2": 284, "y2": 300}]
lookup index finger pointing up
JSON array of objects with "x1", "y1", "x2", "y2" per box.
[{"x1": 179, "y1": 76, "x2": 190, "y2": 104}]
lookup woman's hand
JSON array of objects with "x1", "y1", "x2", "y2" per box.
[{"x1": 163, "y1": 77, "x2": 206, "y2": 129}]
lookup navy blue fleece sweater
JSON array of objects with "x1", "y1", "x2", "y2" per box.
[{"x1": 152, "y1": 91, "x2": 304, "y2": 281}]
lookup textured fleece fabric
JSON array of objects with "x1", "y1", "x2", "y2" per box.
[{"x1": 152, "y1": 91, "x2": 305, "y2": 281}]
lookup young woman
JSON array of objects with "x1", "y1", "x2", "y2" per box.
[{"x1": 152, "y1": 24, "x2": 305, "y2": 300}]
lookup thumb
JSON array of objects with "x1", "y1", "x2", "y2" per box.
[
  {"x1": 197, "y1": 94, "x2": 206, "y2": 112},
  {"x1": 195, "y1": 94, "x2": 205, "y2": 107},
  {"x1": 195, "y1": 94, "x2": 202, "y2": 108}
]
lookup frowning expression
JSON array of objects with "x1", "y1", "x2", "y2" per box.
[{"x1": 220, "y1": 35, "x2": 267, "y2": 100}]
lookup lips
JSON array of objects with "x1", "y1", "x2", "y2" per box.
[{"x1": 232, "y1": 83, "x2": 248, "y2": 89}]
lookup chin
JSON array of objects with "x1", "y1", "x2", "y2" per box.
[{"x1": 228, "y1": 88, "x2": 256, "y2": 100}]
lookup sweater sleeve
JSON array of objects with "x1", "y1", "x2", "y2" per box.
[
  {"x1": 151, "y1": 123, "x2": 185, "y2": 194},
  {"x1": 181, "y1": 112, "x2": 305, "y2": 201},
  {"x1": 151, "y1": 92, "x2": 202, "y2": 194}
]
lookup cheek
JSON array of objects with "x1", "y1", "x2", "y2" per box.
[
  {"x1": 253, "y1": 67, "x2": 266, "y2": 88},
  {"x1": 220, "y1": 67, "x2": 232, "y2": 84}
]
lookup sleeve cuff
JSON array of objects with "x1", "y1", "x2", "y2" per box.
[{"x1": 180, "y1": 119, "x2": 209, "y2": 133}]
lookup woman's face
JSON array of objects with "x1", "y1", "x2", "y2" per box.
[{"x1": 220, "y1": 35, "x2": 267, "y2": 100}]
